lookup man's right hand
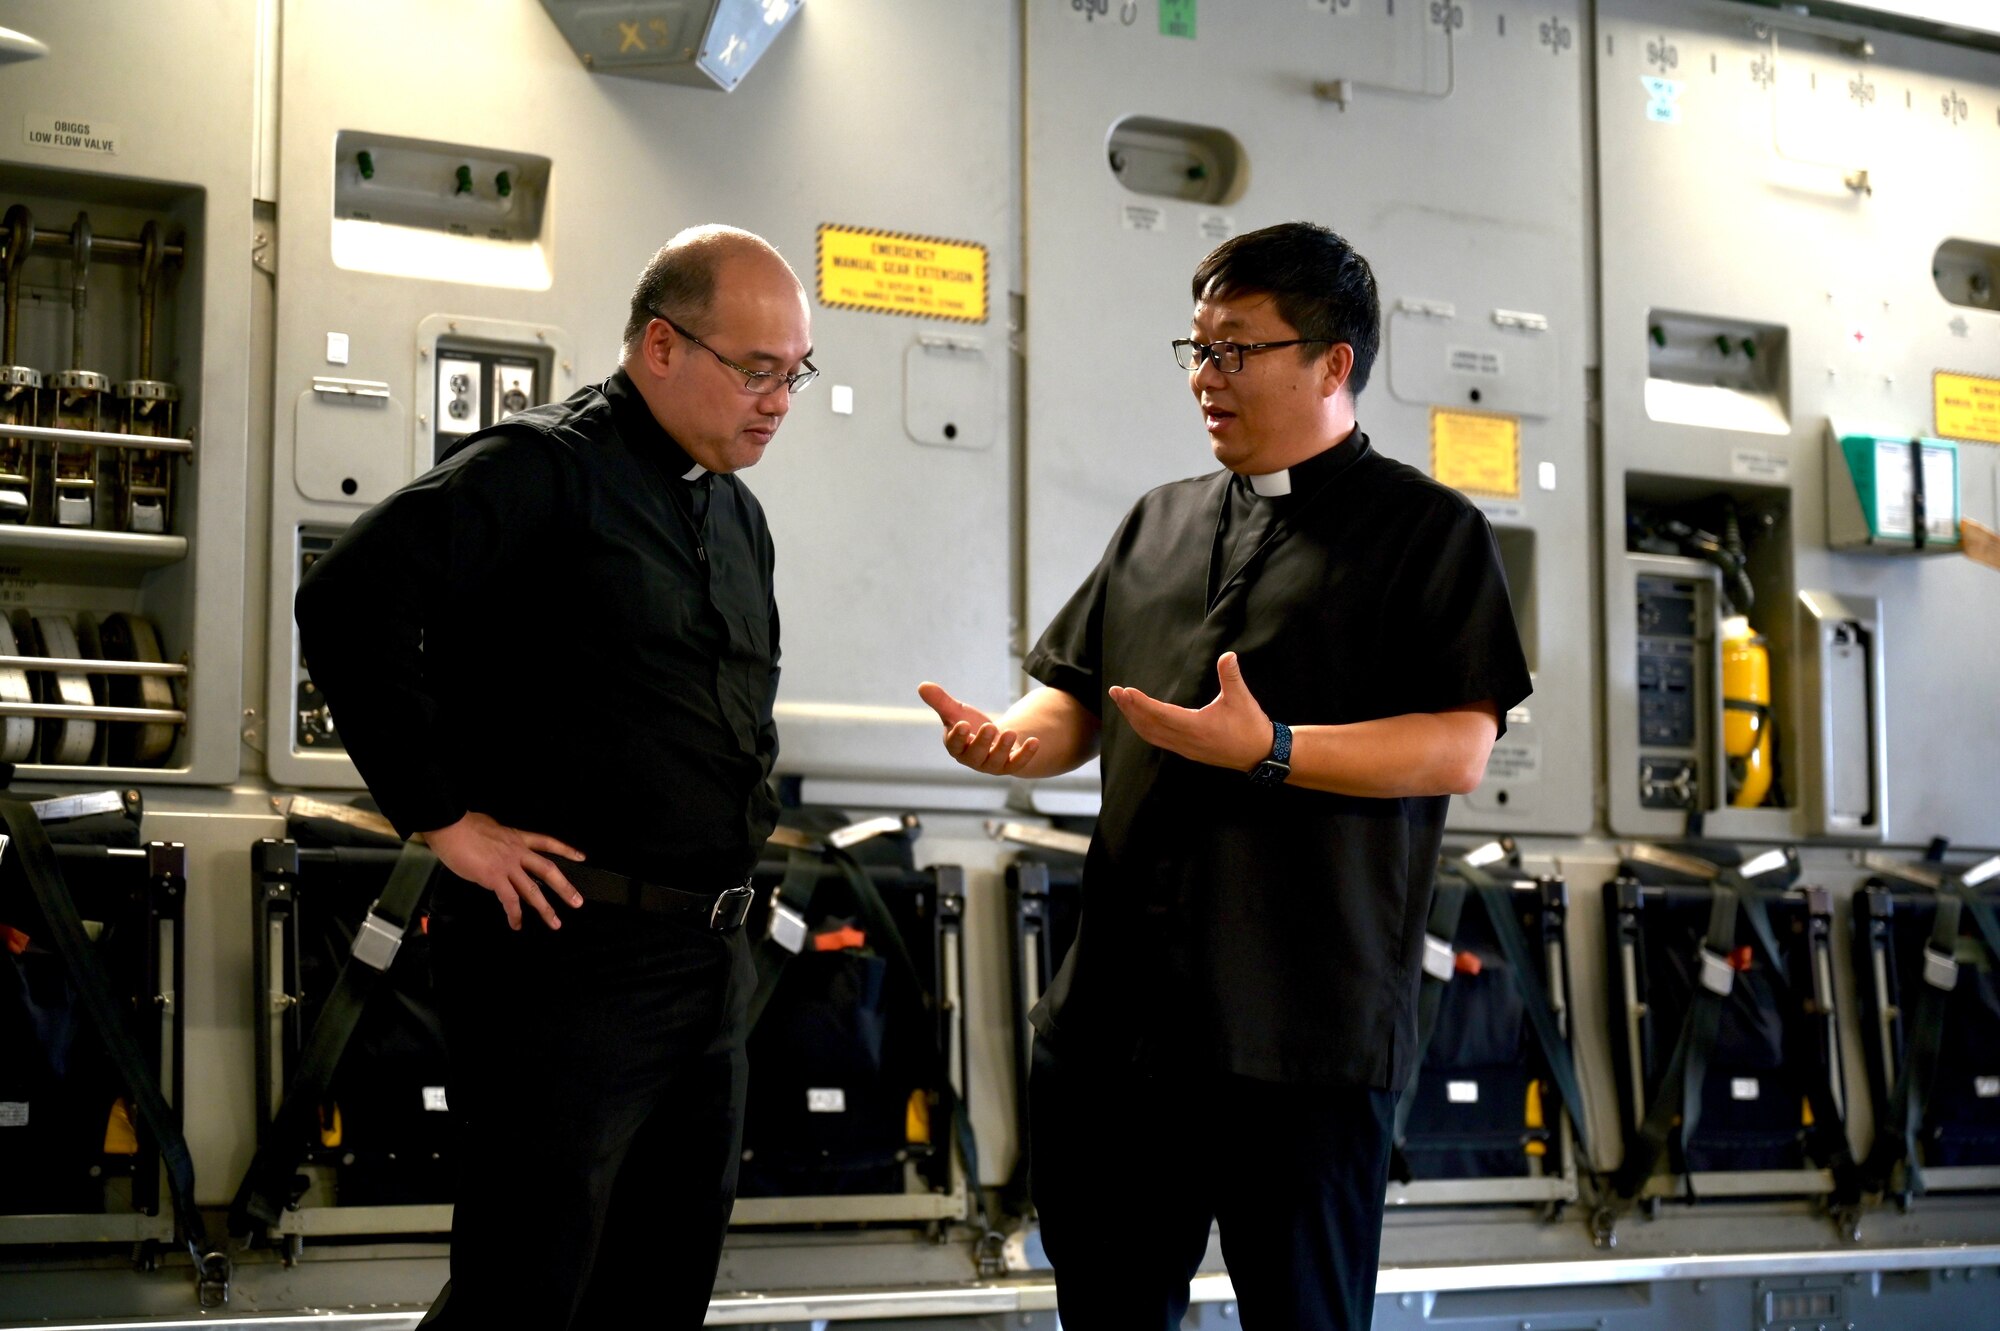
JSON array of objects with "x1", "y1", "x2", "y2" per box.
[
  {"x1": 919, "y1": 681, "x2": 1042, "y2": 775},
  {"x1": 424, "y1": 811, "x2": 586, "y2": 931}
]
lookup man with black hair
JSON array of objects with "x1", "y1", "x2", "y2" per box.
[
  {"x1": 298, "y1": 225, "x2": 814, "y2": 1329},
  {"x1": 920, "y1": 220, "x2": 1530, "y2": 1328}
]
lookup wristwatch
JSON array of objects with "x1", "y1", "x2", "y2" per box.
[{"x1": 1249, "y1": 720, "x2": 1292, "y2": 786}]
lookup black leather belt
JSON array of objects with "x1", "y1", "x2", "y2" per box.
[{"x1": 559, "y1": 860, "x2": 754, "y2": 931}]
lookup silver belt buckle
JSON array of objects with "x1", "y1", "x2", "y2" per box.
[{"x1": 711, "y1": 882, "x2": 754, "y2": 931}]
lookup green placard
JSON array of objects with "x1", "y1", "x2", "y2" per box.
[{"x1": 1161, "y1": 0, "x2": 1196, "y2": 40}]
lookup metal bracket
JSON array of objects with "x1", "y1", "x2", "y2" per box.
[
  {"x1": 1492, "y1": 308, "x2": 1550, "y2": 332},
  {"x1": 985, "y1": 820, "x2": 1092, "y2": 858},
  {"x1": 196, "y1": 1248, "x2": 232, "y2": 1307},
  {"x1": 1395, "y1": 296, "x2": 1456, "y2": 320},
  {"x1": 1739, "y1": 848, "x2": 1793, "y2": 881},
  {"x1": 828, "y1": 813, "x2": 918, "y2": 850},
  {"x1": 310, "y1": 377, "x2": 390, "y2": 401},
  {"x1": 1590, "y1": 1204, "x2": 1619, "y2": 1248},
  {"x1": 1620, "y1": 842, "x2": 1721, "y2": 880},
  {"x1": 765, "y1": 824, "x2": 823, "y2": 854}
]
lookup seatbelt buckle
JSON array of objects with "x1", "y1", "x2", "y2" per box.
[
  {"x1": 711, "y1": 882, "x2": 754, "y2": 931},
  {"x1": 1422, "y1": 932, "x2": 1456, "y2": 982},
  {"x1": 1698, "y1": 946, "x2": 1735, "y2": 996},
  {"x1": 1923, "y1": 943, "x2": 1959, "y2": 991},
  {"x1": 350, "y1": 902, "x2": 406, "y2": 971},
  {"x1": 767, "y1": 894, "x2": 807, "y2": 952}
]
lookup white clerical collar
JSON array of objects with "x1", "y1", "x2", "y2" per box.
[
  {"x1": 1246, "y1": 468, "x2": 1292, "y2": 498},
  {"x1": 683, "y1": 462, "x2": 708, "y2": 482}
]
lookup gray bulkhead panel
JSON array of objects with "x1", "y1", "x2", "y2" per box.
[
  {"x1": 0, "y1": 1, "x2": 256, "y2": 783},
  {"x1": 1596, "y1": 0, "x2": 2000, "y2": 847},
  {"x1": 265, "y1": 0, "x2": 1016, "y2": 791},
  {"x1": 1023, "y1": 0, "x2": 1597, "y2": 834}
]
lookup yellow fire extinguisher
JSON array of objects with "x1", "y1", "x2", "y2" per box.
[{"x1": 1720, "y1": 615, "x2": 1772, "y2": 807}]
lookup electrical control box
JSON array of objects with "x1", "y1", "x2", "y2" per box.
[
  {"x1": 432, "y1": 341, "x2": 547, "y2": 461},
  {"x1": 1624, "y1": 555, "x2": 1723, "y2": 827}
]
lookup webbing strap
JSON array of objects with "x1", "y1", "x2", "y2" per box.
[
  {"x1": 1733, "y1": 889, "x2": 1857, "y2": 1192},
  {"x1": 1458, "y1": 865, "x2": 1595, "y2": 1168},
  {"x1": 229, "y1": 839, "x2": 437, "y2": 1238},
  {"x1": 747, "y1": 847, "x2": 827, "y2": 1032},
  {"x1": 750, "y1": 843, "x2": 1002, "y2": 1263},
  {"x1": 1867, "y1": 889, "x2": 1965, "y2": 1198},
  {"x1": 1391, "y1": 878, "x2": 1468, "y2": 1162},
  {"x1": 1613, "y1": 878, "x2": 1738, "y2": 1200},
  {"x1": 0, "y1": 798, "x2": 216, "y2": 1278}
]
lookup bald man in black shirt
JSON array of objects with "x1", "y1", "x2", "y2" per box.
[
  {"x1": 297, "y1": 225, "x2": 817, "y2": 1330},
  {"x1": 921, "y1": 222, "x2": 1530, "y2": 1329}
]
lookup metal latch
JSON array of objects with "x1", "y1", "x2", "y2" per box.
[
  {"x1": 1923, "y1": 944, "x2": 1959, "y2": 992},
  {"x1": 1422, "y1": 933, "x2": 1456, "y2": 982},
  {"x1": 350, "y1": 902, "x2": 405, "y2": 971},
  {"x1": 1698, "y1": 947, "x2": 1736, "y2": 996}
]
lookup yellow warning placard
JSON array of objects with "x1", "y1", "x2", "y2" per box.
[
  {"x1": 1936, "y1": 370, "x2": 2000, "y2": 446},
  {"x1": 1431, "y1": 407, "x2": 1521, "y2": 498},
  {"x1": 817, "y1": 224, "x2": 987, "y2": 324}
]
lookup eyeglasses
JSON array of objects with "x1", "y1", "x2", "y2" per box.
[
  {"x1": 1172, "y1": 338, "x2": 1331, "y2": 374},
  {"x1": 657, "y1": 313, "x2": 819, "y2": 396}
]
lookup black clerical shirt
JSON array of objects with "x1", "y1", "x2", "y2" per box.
[
  {"x1": 296, "y1": 369, "x2": 781, "y2": 888},
  {"x1": 1025, "y1": 430, "x2": 1531, "y2": 1088}
]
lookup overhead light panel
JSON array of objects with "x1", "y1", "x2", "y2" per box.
[{"x1": 538, "y1": 0, "x2": 805, "y2": 92}]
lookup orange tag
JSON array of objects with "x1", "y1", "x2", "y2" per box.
[
  {"x1": 1, "y1": 923, "x2": 28, "y2": 955},
  {"x1": 812, "y1": 925, "x2": 868, "y2": 952}
]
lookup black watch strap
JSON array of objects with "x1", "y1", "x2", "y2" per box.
[{"x1": 1250, "y1": 720, "x2": 1292, "y2": 786}]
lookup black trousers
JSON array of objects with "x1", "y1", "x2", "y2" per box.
[
  {"x1": 1029, "y1": 1033, "x2": 1394, "y2": 1331},
  {"x1": 419, "y1": 877, "x2": 754, "y2": 1331}
]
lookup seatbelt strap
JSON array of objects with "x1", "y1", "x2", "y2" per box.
[
  {"x1": 0, "y1": 797, "x2": 229, "y2": 1304},
  {"x1": 229, "y1": 838, "x2": 437, "y2": 1239},
  {"x1": 754, "y1": 838, "x2": 1004, "y2": 1268},
  {"x1": 1390, "y1": 875, "x2": 1469, "y2": 1176},
  {"x1": 1731, "y1": 886, "x2": 1859, "y2": 1196},
  {"x1": 1612, "y1": 877, "x2": 1738, "y2": 1200},
  {"x1": 1456, "y1": 862, "x2": 1595, "y2": 1168},
  {"x1": 819, "y1": 845, "x2": 1001, "y2": 1260},
  {"x1": 1865, "y1": 886, "x2": 1965, "y2": 1199},
  {"x1": 747, "y1": 846, "x2": 829, "y2": 1032}
]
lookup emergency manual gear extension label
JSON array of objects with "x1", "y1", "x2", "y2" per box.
[{"x1": 25, "y1": 114, "x2": 119, "y2": 156}]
